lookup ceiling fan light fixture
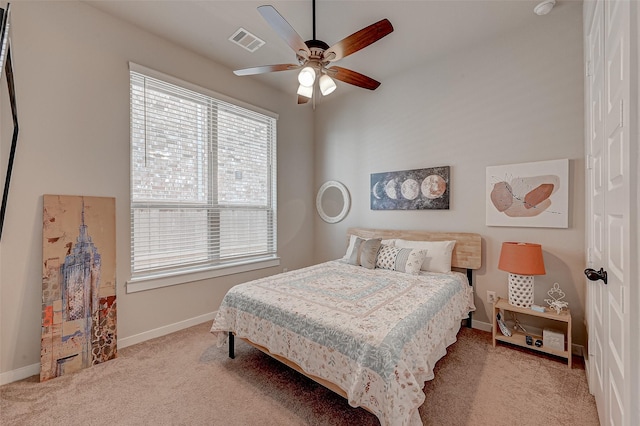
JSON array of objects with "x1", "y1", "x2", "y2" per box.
[
  {"x1": 234, "y1": 5, "x2": 393, "y2": 105},
  {"x1": 297, "y1": 84, "x2": 313, "y2": 98},
  {"x1": 319, "y1": 75, "x2": 337, "y2": 96},
  {"x1": 298, "y1": 66, "x2": 316, "y2": 87}
]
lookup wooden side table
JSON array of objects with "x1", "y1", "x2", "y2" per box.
[{"x1": 492, "y1": 297, "x2": 572, "y2": 368}]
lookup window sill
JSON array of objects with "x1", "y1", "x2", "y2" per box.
[{"x1": 125, "y1": 257, "x2": 280, "y2": 293}]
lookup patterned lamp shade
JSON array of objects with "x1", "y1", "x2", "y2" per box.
[{"x1": 498, "y1": 242, "x2": 546, "y2": 307}]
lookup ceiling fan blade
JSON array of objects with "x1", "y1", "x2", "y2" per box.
[
  {"x1": 328, "y1": 66, "x2": 381, "y2": 90},
  {"x1": 258, "y1": 5, "x2": 311, "y2": 57},
  {"x1": 298, "y1": 95, "x2": 310, "y2": 104},
  {"x1": 324, "y1": 19, "x2": 393, "y2": 62},
  {"x1": 234, "y1": 64, "x2": 300, "y2": 76}
]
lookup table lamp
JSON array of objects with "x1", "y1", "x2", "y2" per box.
[{"x1": 498, "y1": 242, "x2": 546, "y2": 308}]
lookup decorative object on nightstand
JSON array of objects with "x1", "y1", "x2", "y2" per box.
[
  {"x1": 498, "y1": 242, "x2": 546, "y2": 308},
  {"x1": 544, "y1": 282, "x2": 569, "y2": 314},
  {"x1": 496, "y1": 312, "x2": 511, "y2": 337},
  {"x1": 543, "y1": 328, "x2": 565, "y2": 351}
]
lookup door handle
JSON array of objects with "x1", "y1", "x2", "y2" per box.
[{"x1": 584, "y1": 267, "x2": 607, "y2": 284}]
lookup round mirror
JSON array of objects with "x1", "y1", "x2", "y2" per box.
[{"x1": 316, "y1": 181, "x2": 350, "y2": 223}]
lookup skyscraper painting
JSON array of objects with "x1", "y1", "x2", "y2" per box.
[{"x1": 41, "y1": 195, "x2": 116, "y2": 381}]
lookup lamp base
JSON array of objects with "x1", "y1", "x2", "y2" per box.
[{"x1": 508, "y1": 273, "x2": 534, "y2": 308}]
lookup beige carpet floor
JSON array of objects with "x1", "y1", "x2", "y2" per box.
[{"x1": 1, "y1": 323, "x2": 599, "y2": 425}]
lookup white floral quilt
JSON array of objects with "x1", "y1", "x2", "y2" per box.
[{"x1": 210, "y1": 260, "x2": 475, "y2": 426}]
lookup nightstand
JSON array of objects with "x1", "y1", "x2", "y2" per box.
[{"x1": 492, "y1": 297, "x2": 572, "y2": 368}]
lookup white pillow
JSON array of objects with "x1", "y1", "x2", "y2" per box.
[
  {"x1": 375, "y1": 244, "x2": 427, "y2": 275},
  {"x1": 342, "y1": 235, "x2": 396, "y2": 260},
  {"x1": 394, "y1": 239, "x2": 456, "y2": 273}
]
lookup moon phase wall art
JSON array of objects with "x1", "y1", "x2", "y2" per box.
[{"x1": 370, "y1": 166, "x2": 450, "y2": 210}]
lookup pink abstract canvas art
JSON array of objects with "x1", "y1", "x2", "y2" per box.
[
  {"x1": 486, "y1": 159, "x2": 569, "y2": 228},
  {"x1": 41, "y1": 195, "x2": 117, "y2": 381}
]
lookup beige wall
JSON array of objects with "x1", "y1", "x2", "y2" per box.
[
  {"x1": 313, "y1": 2, "x2": 587, "y2": 344},
  {"x1": 0, "y1": 0, "x2": 589, "y2": 381},
  {"x1": 0, "y1": 2, "x2": 315, "y2": 377}
]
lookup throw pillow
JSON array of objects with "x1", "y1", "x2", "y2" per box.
[
  {"x1": 347, "y1": 237, "x2": 382, "y2": 269},
  {"x1": 394, "y1": 239, "x2": 456, "y2": 273},
  {"x1": 342, "y1": 235, "x2": 395, "y2": 260},
  {"x1": 376, "y1": 244, "x2": 427, "y2": 275}
]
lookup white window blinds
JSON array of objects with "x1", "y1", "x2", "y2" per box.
[{"x1": 130, "y1": 67, "x2": 277, "y2": 280}]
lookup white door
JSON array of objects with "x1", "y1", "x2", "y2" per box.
[
  {"x1": 585, "y1": 1, "x2": 606, "y2": 421},
  {"x1": 584, "y1": 0, "x2": 633, "y2": 425}
]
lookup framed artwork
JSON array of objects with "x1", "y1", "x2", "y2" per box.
[
  {"x1": 370, "y1": 166, "x2": 449, "y2": 210},
  {"x1": 486, "y1": 159, "x2": 569, "y2": 228},
  {"x1": 41, "y1": 195, "x2": 117, "y2": 381}
]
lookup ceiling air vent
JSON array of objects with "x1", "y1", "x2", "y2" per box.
[{"x1": 229, "y1": 28, "x2": 265, "y2": 53}]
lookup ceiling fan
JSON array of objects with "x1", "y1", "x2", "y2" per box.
[{"x1": 233, "y1": 0, "x2": 394, "y2": 105}]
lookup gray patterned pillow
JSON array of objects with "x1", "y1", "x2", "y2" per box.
[
  {"x1": 347, "y1": 237, "x2": 382, "y2": 269},
  {"x1": 376, "y1": 244, "x2": 427, "y2": 275}
]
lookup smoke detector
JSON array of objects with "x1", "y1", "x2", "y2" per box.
[{"x1": 534, "y1": 0, "x2": 556, "y2": 15}]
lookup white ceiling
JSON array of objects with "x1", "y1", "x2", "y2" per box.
[{"x1": 86, "y1": 0, "x2": 554, "y2": 98}]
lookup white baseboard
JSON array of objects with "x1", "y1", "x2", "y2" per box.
[
  {"x1": 0, "y1": 363, "x2": 40, "y2": 386},
  {"x1": 572, "y1": 343, "x2": 584, "y2": 357},
  {"x1": 0, "y1": 311, "x2": 217, "y2": 386},
  {"x1": 118, "y1": 311, "x2": 216, "y2": 349},
  {"x1": 471, "y1": 319, "x2": 493, "y2": 332}
]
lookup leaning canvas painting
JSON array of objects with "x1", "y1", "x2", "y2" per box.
[{"x1": 41, "y1": 195, "x2": 117, "y2": 381}]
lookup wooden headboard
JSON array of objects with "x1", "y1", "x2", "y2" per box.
[{"x1": 346, "y1": 227, "x2": 482, "y2": 270}]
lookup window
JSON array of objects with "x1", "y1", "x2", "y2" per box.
[{"x1": 128, "y1": 64, "x2": 277, "y2": 291}]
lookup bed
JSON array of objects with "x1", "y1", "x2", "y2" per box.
[{"x1": 210, "y1": 228, "x2": 481, "y2": 426}]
